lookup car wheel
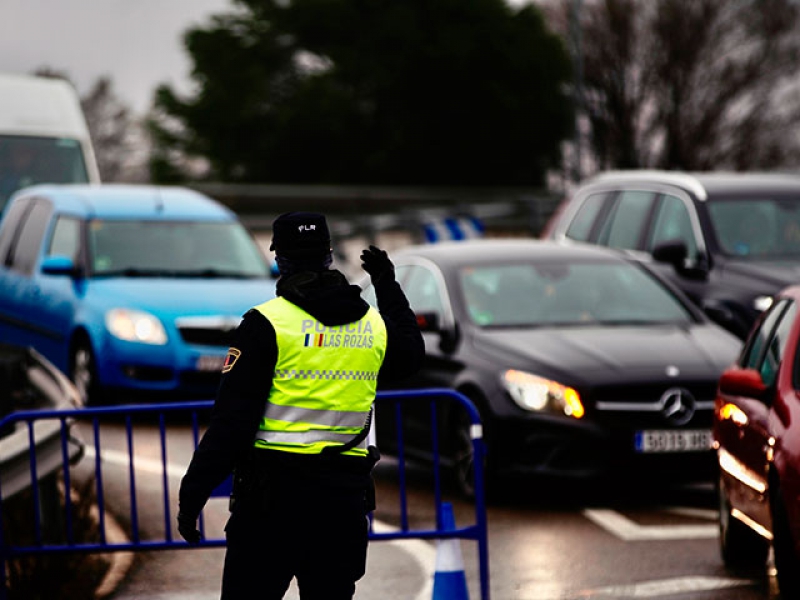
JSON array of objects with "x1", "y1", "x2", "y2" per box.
[
  {"x1": 70, "y1": 338, "x2": 100, "y2": 406},
  {"x1": 450, "y1": 398, "x2": 497, "y2": 502},
  {"x1": 718, "y1": 475, "x2": 769, "y2": 571},
  {"x1": 772, "y1": 485, "x2": 800, "y2": 598},
  {"x1": 451, "y1": 405, "x2": 477, "y2": 499}
]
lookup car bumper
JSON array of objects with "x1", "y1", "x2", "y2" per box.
[
  {"x1": 491, "y1": 415, "x2": 716, "y2": 483},
  {"x1": 94, "y1": 338, "x2": 226, "y2": 400}
]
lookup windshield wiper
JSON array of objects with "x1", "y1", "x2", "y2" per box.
[
  {"x1": 92, "y1": 267, "x2": 262, "y2": 279},
  {"x1": 92, "y1": 268, "x2": 181, "y2": 278},
  {"x1": 171, "y1": 269, "x2": 260, "y2": 279}
]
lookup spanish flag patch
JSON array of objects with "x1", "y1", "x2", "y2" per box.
[{"x1": 222, "y1": 347, "x2": 241, "y2": 373}]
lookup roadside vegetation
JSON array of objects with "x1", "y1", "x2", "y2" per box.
[{"x1": 2, "y1": 477, "x2": 112, "y2": 599}]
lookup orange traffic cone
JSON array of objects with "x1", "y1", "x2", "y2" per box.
[{"x1": 432, "y1": 501, "x2": 469, "y2": 599}]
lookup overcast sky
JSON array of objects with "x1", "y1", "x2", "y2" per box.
[
  {"x1": 1, "y1": 0, "x2": 530, "y2": 117},
  {"x1": 0, "y1": 0, "x2": 233, "y2": 115}
]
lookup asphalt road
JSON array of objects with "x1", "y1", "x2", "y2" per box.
[{"x1": 70, "y1": 421, "x2": 786, "y2": 600}]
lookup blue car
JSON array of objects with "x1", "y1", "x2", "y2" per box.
[{"x1": 0, "y1": 184, "x2": 276, "y2": 404}]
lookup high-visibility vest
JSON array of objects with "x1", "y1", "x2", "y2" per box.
[{"x1": 252, "y1": 297, "x2": 387, "y2": 456}]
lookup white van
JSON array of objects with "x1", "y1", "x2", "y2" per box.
[{"x1": 0, "y1": 73, "x2": 100, "y2": 212}]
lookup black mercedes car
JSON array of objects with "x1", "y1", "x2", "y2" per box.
[{"x1": 362, "y1": 239, "x2": 742, "y2": 496}]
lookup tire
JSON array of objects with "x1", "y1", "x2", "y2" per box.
[
  {"x1": 451, "y1": 405, "x2": 478, "y2": 499},
  {"x1": 772, "y1": 486, "x2": 800, "y2": 598},
  {"x1": 718, "y1": 475, "x2": 769, "y2": 571},
  {"x1": 70, "y1": 338, "x2": 100, "y2": 406},
  {"x1": 450, "y1": 399, "x2": 497, "y2": 502}
]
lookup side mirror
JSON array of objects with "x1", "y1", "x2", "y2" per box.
[
  {"x1": 652, "y1": 239, "x2": 688, "y2": 269},
  {"x1": 652, "y1": 239, "x2": 710, "y2": 281},
  {"x1": 416, "y1": 311, "x2": 459, "y2": 353},
  {"x1": 718, "y1": 367, "x2": 767, "y2": 399},
  {"x1": 416, "y1": 311, "x2": 441, "y2": 332},
  {"x1": 41, "y1": 255, "x2": 78, "y2": 277}
]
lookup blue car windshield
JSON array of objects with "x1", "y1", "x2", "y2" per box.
[
  {"x1": 459, "y1": 261, "x2": 694, "y2": 327},
  {"x1": 88, "y1": 220, "x2": 269, "y2": 278},
  {"x1": 708, "y1": 196, "x2": 800, "y2": 259}
]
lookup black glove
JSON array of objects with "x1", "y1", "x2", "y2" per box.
[
  {"x1": 360, "y1": 245, "x2": 395, "y2": 285},
  {"x1": 177, "y1": 511, "x2": 202, "y2": 544}
]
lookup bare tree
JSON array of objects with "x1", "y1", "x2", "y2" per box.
[
  {"x1": 81, "y1": 76, "x2": 150, "y2": 182},
  {"x1": 548, "y1": 0, "x2": 800, "y2": 172}
]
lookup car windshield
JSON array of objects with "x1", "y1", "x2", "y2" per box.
[
  {"x1": 458, "y1": 261, "x2": 693, "y2": 327},
  {"x1": 0, "y1": 135, "x2": 89, "y2": 211},
  {"x1": 88, "y1": 220, "x2": 270, "y2": 278},
  {"x1": 708, "y1": 196, "x2": 800, "y2": 259}
]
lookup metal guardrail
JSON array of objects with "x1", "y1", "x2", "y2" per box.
[
  {"x1": 190, "y1": 181, "x2": 562, "y2": 241},
  {"x1": 0, "y1": 388, "x2": 490, "y2": 599}
]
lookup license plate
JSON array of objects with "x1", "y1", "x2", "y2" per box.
[
  {"x1": 195, "y1": 355, "x2": 226, "y2": 372},
  {"x1": 634, "y1": 429, "x2": 712, "y2": 453}
]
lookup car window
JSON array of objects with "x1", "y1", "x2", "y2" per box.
[
  {"x1": 596, "y1": 190, "x2": 655, "y2": 250},
  {"x1": 564, "y1": 193, "x2": 609, "y2": 242},
  {"x1": 402, "y1": 264, "x2": 445, "y2": 315},
  {"x1": 760, "y1": 301, "x2": 797, "y2": 388},
  {"x1": 88, "y1": 220, "x2": 269, "y2": 277},
  {"x1": 741, "y1": 299, "x2": 788, "y2": 372},
  {"x1": 48, "y1": 216, "x2": 81, "y2": 262},
  {"x1": 707, "y1": 197, "x2": 800, "y2": 258},
  {"x1": 8, "y1": 200, "x2": 52, "y2": 275},
  {"x1": 362, "y1": 264, "x2": 413, "y2": 309},
  {"x1": 0, "y1": 197, "x2": 31, "y2": 265},
  {"x1": 458, "y1": 259, "x2": 693, "y2": 327},
  {"x1": 647, "y1": 194, "x2": 698, "y2": 258}
]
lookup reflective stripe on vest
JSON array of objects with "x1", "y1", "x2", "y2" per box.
[{"x1": 253, "y1": 297, "x2": 387, "y2": 456}]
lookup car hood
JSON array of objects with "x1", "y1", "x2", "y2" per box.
[
  {"x1": 722, "y1": 259, "x2": 800, "y2": 289},
  {"x1": 471, "y1": 324, "x2": 741, "y2": 386},
  {"x1": 86, "y1": 277, "x2": 276, "y2": 319}
]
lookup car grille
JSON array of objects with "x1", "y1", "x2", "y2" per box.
[
  {"x1": 587, "y1": 381, "x2": 718, "y2": 427},
  {"x1": 175, "y1": 316, "x2": 241, "y2": 348}
]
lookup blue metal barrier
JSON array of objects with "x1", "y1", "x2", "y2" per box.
[{"x1": 0, "y1": 388, "x2": 489, "y2": 599}]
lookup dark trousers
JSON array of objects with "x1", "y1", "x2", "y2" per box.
[{"x1": 221, "y1": 484, "x2": 370, "y2": 599}]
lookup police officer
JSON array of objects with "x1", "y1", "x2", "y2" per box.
[{"x1": 177, "y1": 211, "x2": 424, "y2": 600}]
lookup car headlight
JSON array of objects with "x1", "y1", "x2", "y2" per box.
[
  {"x1": 753, "y1": 295, "x2": 773, "y2": 312},
  {"x1": 501, "y1": 369, "x2": 584, "y2": 419},
  {"x1": 105, "y1": 309, "x2": 168, "y2": 345}
]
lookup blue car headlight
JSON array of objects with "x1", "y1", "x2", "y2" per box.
[
  {"x1": 501, "y1": 369, "x2": 584, "y2": 419},
  {"x1": 105, "y1": 309, "x2": 168, "y2": 345}
]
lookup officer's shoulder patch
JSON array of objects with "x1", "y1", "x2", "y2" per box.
[{"x1": 222, "y1": 347, "x2": 242, "y2": 373}]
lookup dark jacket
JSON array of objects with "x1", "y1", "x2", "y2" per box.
[{"x1": 179, "y1": 269, "x2": 424, "y2": 518}]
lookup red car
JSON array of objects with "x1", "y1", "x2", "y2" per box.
[{"x1": 714, "y1": 285, "x2": 800, "y2": 597}]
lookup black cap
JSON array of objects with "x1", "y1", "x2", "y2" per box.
[{"x1": 269, "y1": 212, "x2": 331, "y2": 259}]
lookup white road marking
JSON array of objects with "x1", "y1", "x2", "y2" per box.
[
  {"x1": 85, "y1": 447, "x2": 186, "y2": 478},
  {"x1": 663, "y1": 506, "x2": 719, "y2": 521},
  {"x1": 579, "y1": 575, "x2": 757, "y2": 598},
  {"x1": 583, "y1": 508, "x2": 718, "y2": 540}
]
